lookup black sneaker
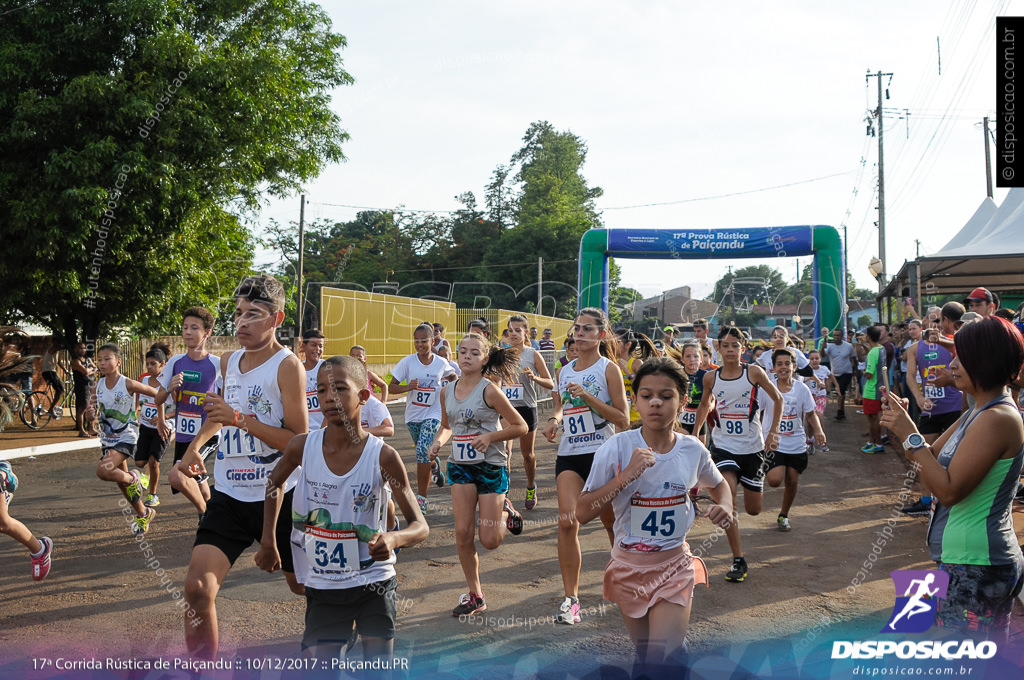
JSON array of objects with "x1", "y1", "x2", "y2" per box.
[
  {"x1": 725, "y1": 556, "x2": 748, "y2": 583},
  {"x1": 900, "y1": 499, "x2": 931, "y2": 516},
  {"x1": 452, "y1": 591, "x2": 486, "y2": 616},
  {"x1": 880, "y1": 434, "x2": 890, "y2": 445},
  {"x1": 504, "y1": 499, "x2": 523, "y2": 536},
  {"x1": 835, "y1": 411, "x2": 846, "y2": 421},
  {"x1": 431, "y1": 459, "x2": 445, "y2": 487}
]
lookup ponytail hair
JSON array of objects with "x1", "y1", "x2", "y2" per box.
[
  {"x1": 146, "y1": 342, "x2": 172, "y2": 364},
  {"x1": 614, "y1": 327, "x2": 659, "y2": 362},
  {"x1": 458, "y1": 333, "x2": 521, "y2": 384},
  {"x1": 577, "y1": 307, "x2": 618, "y2": 361}
]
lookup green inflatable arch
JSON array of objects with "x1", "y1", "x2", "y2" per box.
[{"x1": 578, "y1": 226, "x2": 846, "y2": 338}]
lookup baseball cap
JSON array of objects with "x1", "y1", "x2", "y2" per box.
[
  {"x1": 663, "y1": 325, "x2": 676, "y2": 333},
  {"x1": 964, "y1": 287, "x2": 994, "y2": 303}
]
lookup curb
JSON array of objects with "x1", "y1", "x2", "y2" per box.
[{"x1": 2, "y1": 437, "x2": 101, "y2": 461}]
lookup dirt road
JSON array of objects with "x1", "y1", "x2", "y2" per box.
[{"x1": 2, "y1": 408, "x2": 1022, "y2": 679}]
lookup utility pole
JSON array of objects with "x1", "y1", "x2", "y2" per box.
[
  {"x1": 915, "y1": 239, "x2": 921, "y2": 259},
  {"x1": 537, "y1": 257, "x2": 543, "y2": 315},
  {"x1": 728, "y1": 266, "x2": 736, "y2": 324},
  {"x1": 296, "y1": 194, "x2": 305, "y2": 342},
  {"x1": 866, "y1": 70, "x2": 893, "y2": 295},
  {"x1": 983, "y1": 116, "x2": 994, "y2": 198}
]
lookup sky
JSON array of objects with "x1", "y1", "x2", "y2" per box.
[{"x1": 255, "y1": 0, "x2": 1016, "y2": 306}]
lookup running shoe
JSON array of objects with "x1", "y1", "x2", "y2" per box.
[
  {"x1": 504, "y1": 499, "x2": 523, "y2": 536},
  {"x1": 144, "y1": 493, "x2": 160, "y2": 507},
  {"x1": 880, "y1": 434, "x2": 890, "y2": 445},
  {"x1": 777, "y1": 515, "x2": 792, "y2": 532},
  {"x1": 900, "y1": 499, "x2": 931, "y2": 516},
  {"x1": 124, "y1": 470, "x2": 145, "y2": 503},
  {"x1": 525, "y1": 486, "x2": 537, "y2": 510},
  {"x1": 139, "y1": 472, "x2": 150, "y2": 490},
  {"x1": 132, "y1": 508, "x2": 155, "y2": 536},
  {"x1": 821, "y1": 444, "x2": 830, "y2": 452},
  {"x1": 452, "y1": 591, "x2": 486, "y2": 616},
  {"x1": 556, "y1": 596, "x2": 581, "y2": 625},
  {"x1": 431, "y1": 459, "x2": 445, "y2": 487},
  {"x1": 725, "y1": 556, "x2": 748, "y2": 583},
  {"x1": 416, "y1": 495, "x2": 428, "y2": 513},
  {"x1": 31, "y1": 536, "x2": 52, "y2": 582},
  {"x1": 860, "y1": 442, "x2": 885, "y2": 454},
  {"x1": 0, "y1": 459, "x2": 18, "y2": 503}
]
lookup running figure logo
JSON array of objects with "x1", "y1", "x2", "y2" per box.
[{"x1": 883, "y1": 569, "x2": 949, "y2": 633}]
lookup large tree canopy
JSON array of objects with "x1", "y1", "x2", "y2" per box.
[
  {"x1": 267, "y1": 121, "x2": 606, "y2": 322},
  {"x1": 0, "y1": 0, "x2": 352, "y2": 342}
]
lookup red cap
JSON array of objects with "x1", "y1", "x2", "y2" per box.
[{"x1": 965, "y1": 287, "x2": 994, "y2": 303}]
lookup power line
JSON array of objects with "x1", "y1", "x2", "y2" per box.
[
  {"x1": 600, "y1": 171, "x2": 854, "y2": 210},
  {"x1": 388, "y1": 258, "x2": 577, "y2": 274}
]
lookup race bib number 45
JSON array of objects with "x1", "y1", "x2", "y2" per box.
[{"x1": 630, "y1": 495, "x2": 686, "y2": 540}]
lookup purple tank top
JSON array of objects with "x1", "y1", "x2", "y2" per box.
[
  {"x1": 915, "y1": 340, "x2": 962, "y2": 415},
  {"x1": 170, "y1": 354, "x2": 220, "y2": 442}
]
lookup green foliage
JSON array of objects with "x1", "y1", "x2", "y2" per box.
[
  {"x1": 268, "y1": 121, "x2": 602, "y2": 322},
  {"x1": 0, "y1": 0, "x2": 352, "y2": 342},
  {"x1": 856, "y1": 314, "x2": 873, "y2": 328}
]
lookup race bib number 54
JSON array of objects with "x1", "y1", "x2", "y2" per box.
[{"x1": 304, "y1": 526, "x2": 359, "y2": 576}]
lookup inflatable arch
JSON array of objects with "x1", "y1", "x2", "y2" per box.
[{"x1": 578, "y1": 226, "x2": 846, "y2": 338}]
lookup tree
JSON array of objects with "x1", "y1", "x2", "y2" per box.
[
  {"x1": 856, "y1": 314, "x2": 873, "y2": 329},
  {"x1": 710, "y1": 265, "x2": 788, "y2": 310},
  {"x1": 481, "y1": 121, "x2": 604, "y2": 316},
  {"x1": 0, "y1": 0, "x2": 352, "y2": 343}
]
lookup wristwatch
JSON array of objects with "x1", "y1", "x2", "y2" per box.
[{"x1": 902, "y1": 433, "x2": 927, "y2": 452}]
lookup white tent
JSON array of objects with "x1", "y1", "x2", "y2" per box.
[
  {"x1": 880, "y1": 189, "x2": 1024, "y2": 310},
  {"x1": 933, "y1": 195, "x2": 997, "y2": 253}
]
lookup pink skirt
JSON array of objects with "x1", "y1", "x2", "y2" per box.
[{"x1": 603, "y1": 543, "x2": 709, "y2": 618}]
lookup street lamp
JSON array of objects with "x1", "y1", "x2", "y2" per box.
[{"x1": 867, "y1": 257, "x2": 884, "y2": 280}]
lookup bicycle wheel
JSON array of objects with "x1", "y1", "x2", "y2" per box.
[{"x1": 20, "y1": 391, "x2": 54, "y2": 430}]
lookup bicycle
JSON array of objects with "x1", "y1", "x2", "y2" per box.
[{"x1": 0, "y1": 382, "x2": 56, "y2": 431}]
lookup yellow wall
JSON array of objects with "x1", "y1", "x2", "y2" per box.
[
  {"x1": 321, "y1": 288, "x2": 575, "y2": 367},
  {"x1": 320, "y1": 287, "x2": 455, "y2": 364}
]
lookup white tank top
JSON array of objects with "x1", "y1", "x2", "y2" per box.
[
  {"x1": 290, "y1": 429, "x2": 395, "y2": 588},
  {"x1": 138, "y1": 374, "x2": 174, "y2": 430},
  {"x1": 215, "y1": 348, "x2": 300, "y2": 502},
  {"x1": 709, "y1": 366, "x2": 765, "y2": 454},
  {"x1": 557, "y1": 356, "x2": 617, "y2": 456},
  {"x1": 444, "y1": 379, "x2": 507, "y2": 466},
  {"x1": 506, "y1": 347, "x2": 539, "y2": 408},
  {"x1": 97, "y1": 374, "x2": 138, "y2": 447},
  {"x1": 305, "y1": 359, "x2": 325, "y2": 429}
]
